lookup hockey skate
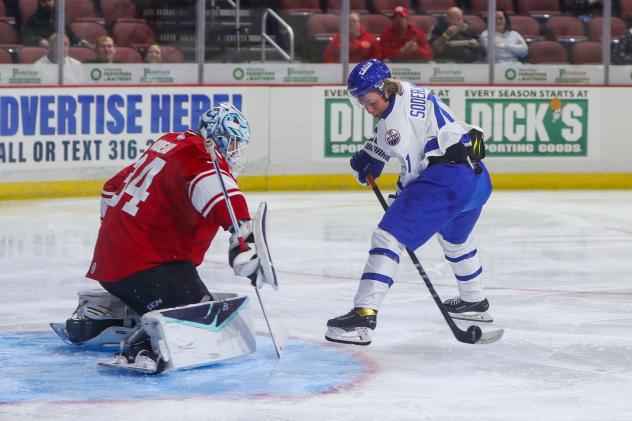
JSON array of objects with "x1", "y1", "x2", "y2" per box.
[
  {"x1": 443, "y1": 297, "x2": 493, "y2": 323},
  {"x1": 325, "y1": 308, "x2": 377, "y2": 346}
]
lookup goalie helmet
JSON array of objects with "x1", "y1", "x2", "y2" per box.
[
  {"x1": 347, "y1": 59, "x2": 391, "y2": 99},
  {"x1": 199, "y1": 103, "x2": 251, "y2": 169}
]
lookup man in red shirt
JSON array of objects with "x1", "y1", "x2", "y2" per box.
[
  {"x1": 379, "y1": 6, "x2": 434, "y2": 62},
  {"x1": 88, "y1": 103, "x2": 259, "y2": 317},
  {"x1": 323, "y1": 11, "x2": 381, "y2": 63}
]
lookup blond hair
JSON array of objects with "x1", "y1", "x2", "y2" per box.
[{"x1": 383, "y1": 78, "x2": 403, "y2": 99}]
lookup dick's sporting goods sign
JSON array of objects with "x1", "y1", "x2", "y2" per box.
[{"x1": 465, "y1": 88, "x2": 589, "y2": 157}]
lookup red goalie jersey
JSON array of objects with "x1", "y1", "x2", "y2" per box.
[{"x1": 87, "y1": 130, "x2": 250, "y2": 282}]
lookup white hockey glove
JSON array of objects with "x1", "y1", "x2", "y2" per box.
[{"x1": 228, "y1": 221, "x2": 260, "y2": 279}]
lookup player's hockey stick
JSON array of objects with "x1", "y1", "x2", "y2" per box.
[
  {"x1": 366, "y1": 174, "x2": 503, "y2": 345},
  {"x1": 207, "y1": 146, "x2": 283, "y2": 358}
]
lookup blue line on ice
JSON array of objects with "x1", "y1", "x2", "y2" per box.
[{"x1": 0, "y1": 332, "x2": 367, "y2": 403}]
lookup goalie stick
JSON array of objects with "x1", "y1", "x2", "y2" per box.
[
  {"x1": 207, "y1": 145, "x2": 283, "y2": 358},
  {"x1": 366, "y1": 174, "x2": 503, "y2": 345}
]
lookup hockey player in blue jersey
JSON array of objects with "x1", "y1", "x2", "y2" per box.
[{"x1": 326, "y1": 59, "x2": 493, "y2": 345}]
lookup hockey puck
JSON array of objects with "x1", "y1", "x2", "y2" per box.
[{"x1": 467, "y1": 325, "x2": 483, "y2": 343}]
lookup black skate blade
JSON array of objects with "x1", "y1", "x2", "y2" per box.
[
  {"x1": 325, "y1": 335, "x2": 371, "y2": 346},
  {"x1": 474, "y1": 328, "x2": 504, "y2": 345}
]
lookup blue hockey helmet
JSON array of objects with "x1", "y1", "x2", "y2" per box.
[
  {"x1": 347, "y1": 59, "x2": 392, "y2": 98},
  {"x1": 199, "y1": 103, "x2": 251, "y2": 169}
]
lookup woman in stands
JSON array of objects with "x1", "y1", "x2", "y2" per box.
[
  {"x1": 323, "y1": 11, "x2": 381, "y2": 63},
  {"x1": 479, "y1": 10, "x2": 528, "y2": 63},
  {"x1": 144, "y1": 44, "x2": 163, "y2": 63}
]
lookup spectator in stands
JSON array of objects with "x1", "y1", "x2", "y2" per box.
[
  {"x1": 144, "y1": 43, "x2": 163, "y2": 63},
  {"x1": 323, "y1": 12, "x2": 381, "y2": 63},
  {"x1": 20, "y1": 0, "x2": 86, "y2": 47},
  {"x1": 613, "y1": 28, "x2": 632, "y2": 65},
  {"x1": 430, "y1": 6, "x2": 481, "y2": 63},
  {"x1": 479, "y1": 10, "x2": 527, "y2": 63},
  {"x1": 86, "y1": 36, "x2": 118, "y2": 63},
  {"x1": 35, "y1": 33, "x2": 80, "y2": 64},
  {"x1": 379, "y1": 6, "x2": 433, "y2": 62}
]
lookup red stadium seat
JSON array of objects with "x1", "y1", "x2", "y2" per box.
[
  {"x1": 0, "y1": 47, "x2": 12, "y2": 63},
  {"x1": 19, "y1": 0, "x2": 38, "y2": 25},
  {"x1": 527, "y1": 41, "x2": 568, "y2": 64},
  {"x1": 112, "y1": 20, "x2": 154, "y2": 47},
  {"x1": 100, "y1": 0, "x2": 137, "y2": 26},
  {"x1": 463, "y1": 14, "x2": 485, "y2": 36},
  {"x1": 113, "y1": 46, "x2": 142, "y2": 63},
  {"x1": 470, "y1": 0, "x2": 515, "y2": 15},
  {"x1": 17, "y1": 46, "x2": 47, "y2": 63},
  {"x1": 545, "y1": 16, "x2": 586, "y2": 42},
  {"x1": 280, "y1": 0, "x2": 323, "y2": 13},
  {"x1": 307, "y1": 13, "x2": 340, "y2": 41},
  {"x1": 0, "y1": 20, "x2": 18, "y2": 44},
  {"x1": 409, "y1": 15, "x2": 437, "y2": 34},
  {"x1": 161, "y1": 45, "x2": 184, "y2": 63},
  {"x1": 621, "y1": 0, "x2": 632, "y2": 18},
  {"x1": 417, "y1": 0, "x2": 456, "y2": 16},
  {"x1": 510, "y1": 15, "x2": 544, "y2": 42},
  {"x1": 68, "y1": 46, "x2": 97, "y2": 62},
  {"x1": 571, "y1": 41, "x2": 602, "y2": 64},
  {"x1": 360, "y1": 14, "x2": 391, "y2": 37},
  {"x1": 372, "y1": 0, "x2": 412, "y2": 15},
  {"x1": 0, "y1": 0, "x2": 5, "y2": 17},
  {"x1": 517, "y1": 0, "x2": 561, "y2": 18},
  {"x1": 588, "y1": 17, "x2": 627, "y2": 42},
  {"x1": 70, "y1": 21, "x2": 108, "y2": 45},
  {"x1": 327, "y1": 0, "x2": 368, "y2": 13},
  {"x1": 65, "y1": 0, "x2": 97, "y2": 21}
]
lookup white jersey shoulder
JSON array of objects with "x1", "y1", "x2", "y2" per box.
[{"x1": 375, "y1": 81, "x2": 475, "y2": 189}]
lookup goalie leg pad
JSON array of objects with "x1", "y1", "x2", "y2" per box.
[{"x1": 99, "y1": 293, "x2": 257, "y2": 373}]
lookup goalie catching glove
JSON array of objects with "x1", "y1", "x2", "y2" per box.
[{"x1": 228, "y1": 202, "x2": 279, "y2": 290}]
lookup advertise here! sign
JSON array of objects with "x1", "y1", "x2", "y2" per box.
[
  {"x1": 0, "y1": 89, "x2": 244, "y2": 168},
  {"x1": 465, "y1": 88, "x2": 589, "y2": 157}
]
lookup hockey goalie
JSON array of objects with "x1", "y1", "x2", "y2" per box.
[{"x1": 51, "y1": 104, "x2": 279, "y2": 373}]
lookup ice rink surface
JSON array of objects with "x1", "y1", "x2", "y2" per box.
[{"x1": 1, "y1": 189, "x2": 631, "y2": 421}]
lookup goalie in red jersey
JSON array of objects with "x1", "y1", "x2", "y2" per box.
[{"x1": 51, "y1": 103, "x2": 277, "y2": 373}]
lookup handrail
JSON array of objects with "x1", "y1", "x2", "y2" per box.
[{"x1": 261, "y1": 8, "x2": 294, "y2": 62}]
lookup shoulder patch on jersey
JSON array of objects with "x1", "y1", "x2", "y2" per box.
[{"x1": 385, "y1": 129, "x2": 401, "y2": 146}]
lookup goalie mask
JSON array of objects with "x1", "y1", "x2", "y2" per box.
[{"x1": 199, "y1": 103, "x2": 251, "y2": 170}]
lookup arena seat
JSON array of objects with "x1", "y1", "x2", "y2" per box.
[
  {"x1": 510, "y1": 15, "x2": 544, "y2": 42},
  {"x1": 571, "y1": 41, "x2": 602, "y2": 64},
  {"x1": 17, "y1": 46, "x2": 47, "y2": 63},
  {"x1": 463, "y1": 14, "x2": 485, "y2": 36},
  {"x1": 527, "y1": 40, "x2": 568, "y2": 64},
  {"x1": 621, "y1": 0, "x2": 632, "y2": 18},
  {"x1": 326, "y1": 0, "x2": 368, "y2": 14},
  {"x1": 112, "y1": 19, "x2": 154, "y2": 47},
  {"x1": 0, "y1": 20, "x2": 18, "y2": 44},
  {"x1": 417, "y1": 0, "x2": 456, "y2": 16},
  {"x1": 0, "y1": 0, "x2": 5, "y2": 17},
  {"x1": 306, "y1": 13, "x2": 339, "y2": 61},
  {"x1": 545, "y1": 15, "x2": 586, "y2": 43},
  {"x1": 19, "y1": 0, "x2": 38, "y2": 25},
  {"x1": 160, "y1": 45, "x2": 184, "y2": 63},
  {"x1": 0, "y1": 47, "x2": 12, "y2": 63},
  {"x1": 360, "y1": 14, "x2": 391, "y2": 37},
  {"x1": 280, "y1": 0, "x2": 323, "y2": 14},
  {"x1": 517, "y1": 0, "x2": 561, "y2": 19},
  {"x1": 372, "y1": 0, "x2": 412, "y2": 15},
  {"x1": 112, "y1": 46, "x2": 142, "y2": 63},
  {"x1": 409, "y1": 15, "x2": 437, "y2": 34},
  {"x1": 470, "y1": 0, "x2": 515, "y2": 15},
  {"x1": 70, "y1": 21, "x2": 108, "y2": 45},
  {"x1": 100, "y1": 0, "x2": 138, "y2": 27},
  {"x1": 68, "y1": 46, "x2": 97, "y2": 62},
  {"x1": 65, "y1": 0, "x2": 97, "y2": 21},
  {"x1": 588, "y1": 17, "x2": 627, "y2": 42}
]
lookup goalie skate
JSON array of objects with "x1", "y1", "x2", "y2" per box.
[
  {"x1": 99, "y1": 350, "x2": 162, "y2": 374},
  {"x1": 443, "y1": 297, "x2": 493, "y2": 323},
  {"x1": 325, "y1": 308, "x2": 377, "y2": 346}
]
